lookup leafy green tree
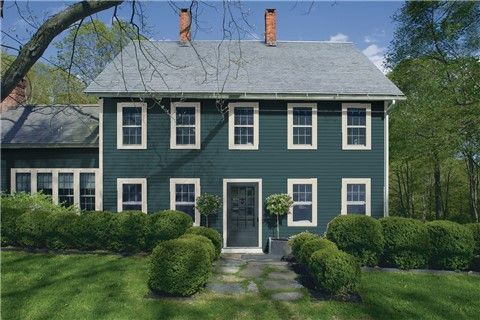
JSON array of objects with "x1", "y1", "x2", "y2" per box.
[
  {"x1": 266, "y1": 194, "x2": 293, "y2": 239},
  {"x1": 195, "y1": 193, "x2": 221, "y2": 227}
]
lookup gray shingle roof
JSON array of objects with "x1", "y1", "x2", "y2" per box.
[
  {"x1": 85, "y1": 40, "x2": 404, "y2": 98},
  {"x1": 1, "y1": 105, "x2": 99, "y2": 147}
]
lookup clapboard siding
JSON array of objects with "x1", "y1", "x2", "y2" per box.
[
  {"x1": 1, "y1": 148, "x2": 99, "y2": 192},
  {"x1": 103, "y1": 98, "x2": 385, "y2": 248}
]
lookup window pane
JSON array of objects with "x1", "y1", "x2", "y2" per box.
[
  {"x1": 293, "y1": 184, "x2": 312, "y2": 202},
  {"x1": 122, "y1": 107, "x2": 142, "y2": 126},
  {"x1": 176, "y1": 127, "x2": 196, "y2": 145},
  {"x1": 347, "y1": 127, "x2": 366, "y2": 145},
  {"x1": 16, "y1": 173, "x2": 31, "y2": 193},
  {"x1": 176, "y1": 204, "x2": 195, "y2": 220},
  {"x1": 293, "y1": 127, "x2": 312, "y2": 145},
  {"x1": 234, "y1": 127, "x2": 254, "y2": 145},
  {"x1": 123, "y1": 127, "x2": 142, "y2": 145},
  {"x1": 347, "y1": 184, "x2": 366, "y2": 202},
  {"x1": 293, "y1": 204, "x2": 312, "y2": 222},
  {"x1": 293, "y1": 107, "x2": 312, "y2": 125},
  {"x1": 58, "y1": 173, "x2": 74, "y2": 207},
  {"x1": 347, "y1": 204, "x2": 366, "y2": 214},
  {"x1": 176, "y1": 107, "x2": 195, "y2": 125},
  {"x1": 37, "y1": 173, "x2": 52, "y2": 195},
  {"x1": 175, "y1": 184, "x2": 195, "y2": 203},
  {"x1": 234, "y1": 107, "x2": 253, "y2": 125},
  {"x1": 80, "y1": 173, "x2": 95, "y2": 211},
  {"x1": 347, "y1": 108, "x2": 366, "y2": 126},
  {"x1": 122, "y1": 183, "x2": 142, "y2": 211}
]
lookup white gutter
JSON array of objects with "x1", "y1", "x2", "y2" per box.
[{"x1": 384, "y1": 99, "x2": 396, "y2": 217}]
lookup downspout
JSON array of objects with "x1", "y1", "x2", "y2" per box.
[{"x1": 384, "y1": 99, "x2": 396, "y2": 217}]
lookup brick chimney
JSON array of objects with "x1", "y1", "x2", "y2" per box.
[
  {"x1": 0, "y1": 78, "x2": 27, "y2": 112},
  {"x1": 265, "y1": 9, "x2": 277, "y2": 46},
  {"x1": 179, "y1": 8, "x2": 191, "y2": 44}
]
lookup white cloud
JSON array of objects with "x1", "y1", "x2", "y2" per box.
[
  {"x1": 364, "y1": 35, "x2": 375, "y2": 44},
  {"x1": 329, "y1": 33, "x2": 349, "y2": 42},
  {"x1": 362, "y1": 44, "x2": 388, "y2": 74}
]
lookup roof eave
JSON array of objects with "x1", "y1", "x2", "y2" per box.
[{"x1": 1, "y1": 143, "x2": 99, "y2": 149}]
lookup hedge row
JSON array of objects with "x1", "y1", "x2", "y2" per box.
[{"x1": 325, "y1": 215, "x2": 479, "y2": 271}]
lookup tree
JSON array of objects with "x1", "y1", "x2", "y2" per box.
[
  {"x1": 266, "y1": 194, "x2": 293, "y2": 239},
  {"x1": 195, "y1": 193, "x2": 221, "y2": 227}
]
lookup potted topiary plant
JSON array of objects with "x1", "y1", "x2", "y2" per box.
[
  {"x1": 195, "y1": 193, "x2": 221, "y2": 227},
  {"x1": 266, "y1": 193, "x2": 293, "y2": 256}
]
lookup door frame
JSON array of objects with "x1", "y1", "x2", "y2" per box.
[{"x1": 222, "y1": 179, "x2": 263, "y2": 253}]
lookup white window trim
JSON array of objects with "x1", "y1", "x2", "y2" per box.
[
  {"x1": 342, "y1": 103, "x2": 371, "y2": 150},
  {"x1": 10, "y1": 168, "x2": 101, "y2": 210},
  {"x1": 170, "y1": 102, "x2": 201, "y2": 149},
  {"x1": 170, "y1": 178, "x2": 201, "y2": 226},
  {"x1": 117, "y1": 178, "x2": 147, "y2": 213},
  {"x1": 287, "y1": 178, "x2": 318, "y2": 227},
  {"x1": 228, "y1": 102, "x2": 259, "y2": 150},
  {"x1": 117, "y1": 102, "x2": 147, "y2": 149},
  {"x1": 287, "y1": 103, "x2": 317, "y2": 150},
  {"x1": 341, "y1": 178, "x2": 371, "y2": 216}
]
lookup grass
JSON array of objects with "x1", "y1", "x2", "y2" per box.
[{"x1": 2, "y1": 251, "x2": 479, "y2": 320}]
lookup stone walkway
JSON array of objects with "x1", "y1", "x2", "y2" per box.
[{"x1": 206, "y1": 254, "x2": 306, "y2": 301}]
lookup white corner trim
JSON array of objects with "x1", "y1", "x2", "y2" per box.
[
  {"x1": 98, "y1": 98, "x2": 104, "y2": 211},
  {"x1": 287, "y1": 103, "x2": 318, "y2": 150},
  {"x1": 116, "y1": 102, "x2": 147, "y2": 149},
  {"x1": 169, "y1": 178, "x2": 201, "y2": 226},
  {"x1": 170, "y1": 102, "x2": 201, "y2": 149},
  {"x1": 228, "y1": 102, "x2": 259, "y2": 150},
  {"x1": 287, "y1": 178, "x2": 318, "y2": 227},
  {"x1": 117, "y1": 178, "x2": 147, "y2": 213},
  {"x1": 342, "y1": 103, "x2": 371, "y2": 150},
  {"x1": 384, "y1": 101, "x2": 389, "y2": 217},
  {"x1": 223, "y1": 178, "x2": 263, "y2": 249},
  {"x1": 341, "y1": 178, "x2": 371, "y2": 216}
]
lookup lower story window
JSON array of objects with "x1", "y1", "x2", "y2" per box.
[
  {"x1": 287, "y1": 178, "x2": 317, "y2": 227},
  {"x1": 37, "y1": 173, "x2": 53, "y2": 195},
  {"x1": 117, "y1": 178, "x2": 147, "y2": 213},
  {"x1": 342, "y1": 178, "x2": 371, "y2": 216},
  {"x1": 15, "y1": 173, "x2": 31, "y2": 193},
  {"x1": 58, "y1": 173, "x2": 74, "y2": 207},
  {"x1": 80, "y1": 173, "x2": 96, "y2": 211},
  {"x1": 170, "y1": 178, "x2": 200, "y2": 225}
]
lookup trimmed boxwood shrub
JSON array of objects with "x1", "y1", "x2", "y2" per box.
[
  {"x1": 147, "y1": 210, "x2": 193, "y2": 250},
  {"x1": 148, "y1": 238, "x2": 212, "y2": 296},
  {"x1": 48, "y1": 211, "x2": 79, "y2": 250},
  {"x1": 16, "y1": 210, "x2": 53, "y2": 248},
  {"x1": 309, "y1": 247, "x2": 360, "y2": 296},
  {"x1": 74, "y1": 211, "x2": 118, "y2": 250},
  {"x1": 380, "y1": 217, "x2": 430, "y2": 269},
  {"x1": 326, "y1": 215, "x2": 384, "y2": 266},
  {"x1": 426, "y1": 220, "x2": 474, "y2": 270},
  {"x1": 180, "y1": 234, "x2": 216, "y2": 262},
  {"x1": 111, "y1": 211, "x2": 148, "y2": 253},
  {"x1": 185, "y1": 226, "x2": 222, "y2": 259},
  {"x1": 288, "y1": 231, "x2": 318, "y2": 259},
  {"x1": 298, "y1": 237, "x2": 337, "y2": 266}
]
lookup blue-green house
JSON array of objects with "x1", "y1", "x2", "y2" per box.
[{"x1": 1, "y1": 9, "x2": 404, "y2": 252}]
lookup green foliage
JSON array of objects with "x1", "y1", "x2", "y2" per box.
[
  {"x1": 466, "y1": 223, "x2": 480, "y2": 255},
  {"x1": 195, "y1": 193, "x2": 221, "y2": 227},
  {"x1": 16, "y1": 210, "x2": 53, "y2": 248},
  {"x1": 147, "y1": 210, "x2": 193, "y2": 250},
  {"x1": 426, "y1": 220, "x2": 474, "y2": 270},
  {"x1": 74, "y1": 211, "x2": 118, "y2": 251},
  {"x1": 288, "y1": 231, "x2": 318, "y2": 258},
  {"x1": 380, "y1": 217, "x2": 430, "y2": 269},
  {"x1": 185, "y1": 226, "x2": 222, "y2": 259},
  {"x1": 297, "y1": 237, "x2": 337, "y2": 266},
  {"x1": 180, "y1": 234, "x2": 216, "y2": 262},
  {"x1": 326, "y1": 215, "x2": 384, "y2": 266},
  {"x1": 111, "y1": 211, "x2": 148, "y2": 253},
  {"x1": 266, "y1": 194, "x2": 293, "y2": 217},
  {"x1": 309, "y1": 248, "x2": 361, "y2": 296},
  {"x1": 148, "y1": 238, "x2": 212, "y2": 296},
  {"x1": 49, "y1": 211, "x2": 80, "y2": 250}
]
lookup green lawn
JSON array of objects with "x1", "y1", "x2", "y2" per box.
[{"x1": 2, "y1": 251, "x2": 479, "y2": 320}]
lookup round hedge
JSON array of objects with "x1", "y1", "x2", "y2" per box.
[
  {"x1": 148, "y1": 238, "x2": 212, "y2": 296},
  {"x1": 180, "y1": 234, "x2": 216, "y2": 262},
  {"x1": 309, "y1": 248, "x2": 360, "y2": 296},
  {"x1": 147, "y1": 210, "x2": 193, "y2": 250},
  {"x1": 380, "y1": 217, "x2": 430, "y2": 269},
  {"x1": 326, "y1": 215, "x2": 384, "y2": 266},
  {"x1": 185, "y1": 226, "x2": 222, "y2": 259},
  {"x1": 426, "y1": 220, "x2": 474, "y2": 270},
  {"x1": 74, "y1": 211, "x2": 118, "y2": 251},
  {"x1": 288, "y1": 231, "x2": 318, "y2": 259},
  {"x1": 298, "y1": 237, "x2": 337, "y2": 266}
]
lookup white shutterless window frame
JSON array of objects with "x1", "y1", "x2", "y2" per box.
[
  {"x1": 342, "y1": 103, "x2": 371, "y2": 150},
  {"x1": 169, "y1": 178, "x2": 201, "y2": 226},
  {"x1": 287, "y1": 103, "x2": 317, "y2": 150},
  {"x1": 170, "y1": 102, "x2": 201, "y2": 149},
  {"x1": 287, "y1": 178, "x2": 318, "y2": 227},
  {"x1": 117, "y1": 102, "x2": 147, "y2": 149},
  {"x1": 228, "y1": 102, "x2": 259, "y2": 150}
]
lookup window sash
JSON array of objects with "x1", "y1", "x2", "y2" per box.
[
  {"x1": 234, "y1": 107, "x2": 254, "y2": 145},
  {"x1": 15, "y1": 173, "x2": 31, "y2": 193}
]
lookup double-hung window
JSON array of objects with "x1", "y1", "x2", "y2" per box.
[
  {"x1": 287, "y1": 178, "x2": 317, "y2": 227},
  {"x1": 58, "y1": 172, "x2": 74, "y2": 207},
  {"x1": 15, "y1": 172, "x2": 31, "y2": 193},
  {"x1": 342, "y1": 103, "x2": 371, "y2": 150},
  {"x1": 341, "y1": 178, "x2": 371, "y2": 215},
  {"x1": 117, "y1": 178, "x2": 147, "y2": 212},
  {"x1": 170, "y1": 178, "x2": 200, "y2": 225},
  {"x1": 37, "y1": 172, "x2": 53, "y2": 195},
  {"x1": 170, "y1": 102, "x2": 201, "y2": 149},
  {"x1": 117, "y1": 102, "x2": 147, "y2": 149},
  {"x1": 288, "y1": 103, "x2": 317, "y2": 149},
  {"x1": 80, "y1": 173, "x2": 96, "y2": 211},
  {"x1": 228, "y1": 102, "x2": 259, "y2": 150}
]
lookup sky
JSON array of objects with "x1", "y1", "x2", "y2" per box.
[{"x1": 1, "y1": 1, "x2": 404, "y2": 73}]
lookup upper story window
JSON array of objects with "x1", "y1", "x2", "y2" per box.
[
  {"x1": 228, "y1": 102, "x2": 259, "y2": 150},
  {"x1": 170, "y1": 102, "x2": 201, "y2": 149},
  {"x1": 287, "y1": 103, "x2": 317, "y2": 149},
  {"x1": 37, "y1": 172, "x2": 53, "y2": 195},
  {"x1": 117, "y1": 102, "x2": 147, "y2": 149},
  {"x1": 15, "y1": 172, "x2": 31, "y2": 193},
  {"x1": 80, "y1": 173, "x2": 96, "y2": 211},
  {"x1": 341, "y1": 178, "x2": 371, "y2": 216},
  {"x1": 170, "y1": 178, "x2": 200, "y2": 225},
  {"x1": 342, "y1": 103, "x2": 371, "y2": 150},
  {"x1": 117, "y1": 178, "x2": 147, "y2": 213},
  {"x1": 58, "y1": 172, "x2": 74, "y2": 207},
  {"x1": 287, "y1": 178, "x2": 317, "y2": 227}
]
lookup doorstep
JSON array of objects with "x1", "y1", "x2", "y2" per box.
[{"x1": 221, "y1": 247, "x2": 264, "y2": 254}]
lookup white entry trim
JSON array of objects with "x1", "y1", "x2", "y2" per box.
[
  {"x1": 170, "y1": 178, "x2": 201, "y2": 226},
  {"x1": 222, "y1": 178, "x2": 263, "y2": 250},
  {"x1": 117, "y1": 178, "x2": 147, "y2": 213}
]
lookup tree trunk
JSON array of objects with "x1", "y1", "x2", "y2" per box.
[
  {"x1": 276, "y1": 214, "x2": 280, "y2": 239},
  {"x1": 433, "y1": 160, "x2": 443, "y2": 220},
  {"x1": 1, "y1": 0, "x2": 123, "y2": 101},
  {"x1": 205, "y1": 215, "x2": 209, "y2": 228},
  {"x1": 466, "y1": 154, "x2": 479, "y2": 222}
]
